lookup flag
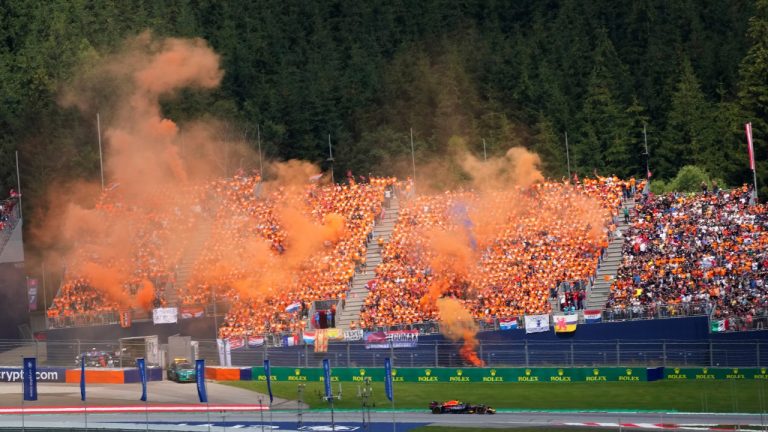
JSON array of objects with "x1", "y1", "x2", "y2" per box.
[
  {"x1": 27, "y1": 278, "x2": 38, "y2": 312},
  {"x1": 746, "y1": 122, "x2": 756, "y2": 170},
  {"x1": 710, "y1": 319, "x2": 725, "y2": 333},
  {"x1": 195, "y1": 359, "x2": 208, "y2": 403},
  {"x1": 315, "y1": 329, "x2": 328, "y2": 353},
  {"x1": 583, "y1": 310, "x2": 602, "y2": 324},
  {"x1": 524, "y1": 314, "x2": 550, "y2": 334},
  {"x1": 302, "y1": 331, "x2": 316, "y2": 345},
  {"x1": 282, "y1": 334, "x2": 300, "y2": 347},
  {"x1": 384, "y1": 357, "x2": 394, "y2": 402},
  {"x1": 23, "y1": 357, "x2": 37, "y2": 401},
  {"x1": 322, "y1": 359, "x2": 332, "y2": 400},
  {"x1": 247, "y1": 335, "x2": 265, "y2": 347},
  {"x1": 136, "y1": 358, "x2": 147, "y2": 402},
  {"x1": 285, "y1": 302, "x2": 301, "y2": 313},
  {"x1": 263, "y1": 359, "x2": 273, "y2": 404},
  {"x1": 553, "y1": 314, "x2": 578, "y2": 333},
  {"x1": 80, "y1": 354, "x2": 86, "y2": 402},
  {"x1": 499, "y1": 319, "x2": 518, "y2": 330}
]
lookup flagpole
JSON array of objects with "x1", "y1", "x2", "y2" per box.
[
  {"x1": 15, "y1": 150, "x2": 22, "y2": 219},
  {"x1": 410, "y1": 128, "x2": 416, "y2": 195},
  {"x1": 747, "y1": 122, "x2": 759, "y2": 203},
  {"x1": 20, "y1": 355, "x2": 25, "y2": 432},
  {"x1": 641, "y1": 124, "x2": 649, "y2": 178},
  {"x1": 97, "y1": 113, "x2": 104, "y2": 190},
  {"x1": 327, "y1": 134, "x2": 335, "y2": 184},
  {"x1": 564, "y1": 132, "x2": 571, "y2": 180},
  {"x1": 257, "y1": 123, "x2": 264, "y2": 177}
]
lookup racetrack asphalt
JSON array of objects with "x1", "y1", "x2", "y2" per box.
[
  {"x1": 0, "y1": 410, "x2": 766, "y2": 431},
  {"x1": 0, "y1": 382, "x2": 765, "y2": 431}
]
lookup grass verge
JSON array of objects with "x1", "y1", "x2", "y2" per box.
[{"x1": 224, "y1": 380, "x2": 767, "y2": 412}]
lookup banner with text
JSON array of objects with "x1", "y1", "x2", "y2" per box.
[
  {"x1": 249, "y1": 366, "x2": 649, "y2": 383},
  {"x1": 364, "y1": 330, "x2": 419, "y2": 349}
]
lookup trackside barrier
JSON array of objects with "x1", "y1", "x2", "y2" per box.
[
  {"x1": 64, "y1": 367, "x2": 162, "y2": 384},
  {"x1": 205, "y1": 366, "x2": 768, "y2": 383},
  {"x1": 246, "y1": 366, "x2": 649, "y2": 382},
  {"x1": 0, "y1": 367, "x2": 67, "y2": 382},
  {"x1": 204, "y1": 366, "x2": 250, "y2": 381},
  {"x1": 0, "y1": 366, "x2": 163, "y2": 384}
]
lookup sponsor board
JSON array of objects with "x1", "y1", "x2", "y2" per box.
[
  {"x1": 248, "y1": 367, "x2": 647, "y2": 383},
  {"x1": 0, "y1": 367, "x2": 66, "y2": 383},
  {"x1": 664, "y1": 367, "x2": 765, "y2": 380}
]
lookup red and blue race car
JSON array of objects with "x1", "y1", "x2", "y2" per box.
[{"x1": 429, "y1": 400, "x2": 496, "y2": 414}]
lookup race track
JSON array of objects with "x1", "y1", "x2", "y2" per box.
[
  {"x1": 0, "y1": 408, "x2": 765, "y2": 431},
  {"x1": 0, "y1": 382, "x2": 765, "y2": 431}
]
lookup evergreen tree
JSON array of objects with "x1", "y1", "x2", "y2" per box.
[
  {"x1": 659, "y1": 57, "x2": 717, "y2": 179},
  {"x1": 739, "y1": 0, "x2": 768, "y2": 197},
  {"x1": 531, "y1": 112, "x2": 567, "y2": 178}
]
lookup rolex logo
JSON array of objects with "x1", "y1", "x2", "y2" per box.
[
  {"x1": 359, "y1": 369, "x2": 366, "y2": 376},
  {"x1": 525, "y1": 369, "x2": 531, "y2": 376},
  {"x1": 294, "y1": 369, "x2": 301, "y2": 376},
  {"x1": 626, "y1": 369, "x2": 632, "y2": 375},
  {"x1": 392, "y1": 369, "x2": 397, "y2": 376},
  {"x1": 674, "y1": 368, "x2": 680, "y2": 374},
  {"x1": 557, "y1": 369, "x2": 564, "y2": 376},
  {"x1": 490, "y1": 369, "x2": 497, "y2": 377},
  {"x1": 593, "y1": 369, "x2": 599, "y2": 376},
  {"x1": 702, "y1": 368, "x2": 708, "y2": 374},
  {"x1": 425, "y1": 369, "x2": 432, "y2": 376},
  {"x1": 762, "y1": 368, "x2": 766, "y2": 374},
  {"x1": 457, "y1": 369, "x2": 463, "y2": 376},
  {"x1": 733, "y1": 368, "x2": 739, "y2": 374}
]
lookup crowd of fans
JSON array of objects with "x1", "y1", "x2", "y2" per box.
[
  {"x1": 609, "y1": 185, "x2": 768, "y2": 328},
  {"x1": 179, "y1": 174, "x2": 394, "y2": 339},
  {"x1": 358, "y1": 177, "x2": 627, "y2": 328},
  {"x1": 47, "y1": 184, "x2": 206, "y2": 322},
  {"x1": 53, "y1": 172, "x2": 768, "y2": 336}
]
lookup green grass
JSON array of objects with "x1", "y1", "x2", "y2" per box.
[{"x1": 224, "y1": 380, "x2": 768, "y2": 413}]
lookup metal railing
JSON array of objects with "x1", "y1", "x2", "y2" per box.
[
  {"x1": 10, "y1": 338, "x2": 764, "y2": 369},
  {"x1": 602, "y1": 301, "x2": 713, "y2": 322}
]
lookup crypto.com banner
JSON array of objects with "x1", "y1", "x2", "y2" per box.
[{"x1": 0, "y1": 367, "x2": 66, "y2": 383}]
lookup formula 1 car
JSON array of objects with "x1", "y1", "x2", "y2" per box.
[{"x1": 429, "y1": 400, "x2": 496, "y2": 414}]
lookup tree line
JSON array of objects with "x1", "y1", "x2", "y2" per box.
[{"x1": 2, "y1": 0, "x2": 768, "y2": 220}]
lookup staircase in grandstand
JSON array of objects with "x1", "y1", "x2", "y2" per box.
[
  {"x1": 547, "y1": 198, "x2": 635, "y2": 316},
  {"x1": 584, "y1": 197, "x2": 635, "y2": 311},
  {"x1": 335, "y1": 196, "x2": 400, "y2": 330},
  {"x1": 165, "y1": 220, "x2": 212, "y2": 307}
]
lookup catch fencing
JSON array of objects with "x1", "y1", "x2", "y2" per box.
[{"x1": 10, "y1": 339, "x2": 764, "y2": 369}]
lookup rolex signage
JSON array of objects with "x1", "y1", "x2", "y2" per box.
[{"x1": 247, "y1": 366, "x2": 768, "y2": 383}]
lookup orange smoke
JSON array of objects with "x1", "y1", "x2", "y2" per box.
[
  {"x1": 135, "y1": 280, "x2": 155, "y2": 311},
  {"x1": 37, "y1": 32, "x2": 231, "y2": 316},
  {"x1": 436, "y1": 298, "x2": 485, "y2": 366},
  {"x1": 75, "y1": 262, "x2": 130, "y2": 307}
]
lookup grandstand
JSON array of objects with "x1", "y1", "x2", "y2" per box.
[{"x1": 42, "y1": 174, "x2": 768, "y2": 352}]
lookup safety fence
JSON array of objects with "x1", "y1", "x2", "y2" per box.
[
  {"x1": 45, "y1": 299, "x2": 717, "y2": 332},
  {"x1": 17, "y1": 339, "x2": 766, "y2": 369}
]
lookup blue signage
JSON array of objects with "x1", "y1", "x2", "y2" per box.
[{"x1": 22, "y1": 357, "x2": 37, "y2": 401}]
